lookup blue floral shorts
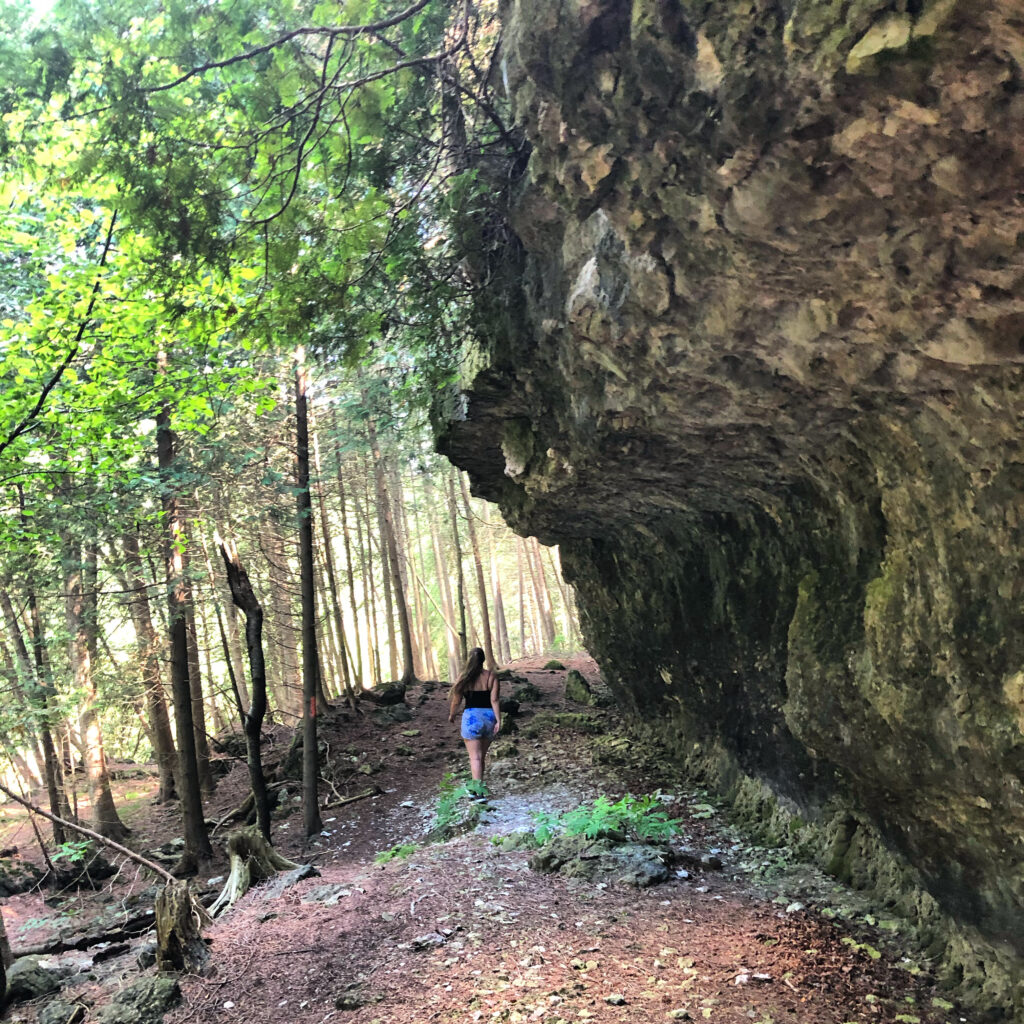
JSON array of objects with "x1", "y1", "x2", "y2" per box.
[{"x1": 461, "y1": 708, "x2": 497, "y2": 740}]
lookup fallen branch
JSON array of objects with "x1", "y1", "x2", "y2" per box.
[
  {"x1": 0, "y1": 780, "x2": 174, "y2": 883},
  {"x1": 324, "y1": 787, "x2": 379, "y2": 810}
]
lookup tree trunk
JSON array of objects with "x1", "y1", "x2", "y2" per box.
[
  {"x1": 295, "y1": 354, "x2": 323, "y2": 839},
  {"x1": 121, "y1": 531, "x2": 178, "y2": 803},
  {"x1": 199, "y1": 531, "x2": 250, "y2": 715},
  {"x1": 217, "y1": 536, "x2": 272, "y2": 841},
  {"x1": 484, "y1": 504, "x2": 511, "y2": 665},
  {"x1": 426, "y1": 481, "x2": 460, "y2": 684},
  {"x1": 411, "y1": 496, "x2": 440, "y2": 680},
  {"x1": 156, "y1": 368, "x2": 212, "y2": 873},
  {"x1": 523, "y1": 536, "x2": 546, "y2": 653},
  {"x1": 181, "y1": 546, "x2": 213, "y2": 795},
  {"x1": 312, "y1": 417, "x2": 355, "y2": 704},
  {"x1": 333, "y1": 440, "x2": 364, "y2": 688},
  {"x1": 367, "y1": 417, "x2": 418, "y2": 686},
  {"x1": 374, "y1": 485, "x2": 399, "y2": 682},
  {"x1": 349, "y1": 461, "x2": 381, "y2": 686},
  {"x1": 0, "y1": 589, "x2": 65, "y2": 839},
  {"x1": 446, "y1": 469, "x2": 468, "y2": 664},
  {"x1": 266, "y1": 522, "x2": 302, "y2": 717},
  {"x1": 458, "y1": 472, "x2": 496, "y2": 670},
  {"x1": 25, "y1": 590, "x2": 72, "y2": 826},
  {"x1": 530, "y1": 538, "x2": 557, "y2": 649},
  {"x1": 63, "y1": 535, "x2": 130, "y2": 841},
  {"x1": 517, "y1": 537, "x2": 528, "y2": 657},
  {"x1": 545, "y1": 545, "x2": 577, "y2": 647}
]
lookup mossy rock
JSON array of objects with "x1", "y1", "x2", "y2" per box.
[
  {"x1": 513, "y1": 682, "x2": 542, "y2": 702},
  {"x1": 544, "y1": 659, "x2": 566, "y2": 670},
  {"x1": 498, "y1": 830, "x2": 539, "y2": 851},
  {"x1": 491, "y1": 740, "x2": 519, "y2": 759},
  {"x1": 520, "y1": 711, "x2": 603, "y2": 739},
  {"x1": 496, "y1": 670, "x2": 529, "y2": 686},
  {"x1": 565, "y1": 669, "x2": 597, "y2": 706},
  {"x1": 39, "y1": 998, "x2": 85, "y2": 1024},
  {"x1": 359, "y1": 681, "x2": 407, "y2": 706},
  {"x1": 529, "y1": 835, "x2": 670, "y2": 887},
  {"x1": 5, "y1": 957, "x2": 68, "y2": 1003},
  {"x1": 96, "y1": 975, "x2": 181, "y2": 1024}
]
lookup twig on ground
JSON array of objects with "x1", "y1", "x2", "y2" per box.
[{"x1": 324, "y1": 787, "x2": 379, "y2": 809}]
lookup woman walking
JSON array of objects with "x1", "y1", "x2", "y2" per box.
[{"x1": 448, "y1": 647, "x2": 501, "y2": 783}]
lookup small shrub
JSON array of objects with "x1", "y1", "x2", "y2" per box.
[
  {"x1": 532, "y1": 794, "x2": 682, "y2": 846},
  {"x1": 374, "y1": 843, "x2": 418, "y2": 865},
  {"x1": 432, "y1": 774, "x2": 488, "y2": 836},
  {"x1": 544, "y1": 660, "x2": 565, "y2": 670}
]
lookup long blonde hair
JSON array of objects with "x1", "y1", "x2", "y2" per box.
[{"x1": 453, "y1": 647, "x2": 486, "y2": 700}]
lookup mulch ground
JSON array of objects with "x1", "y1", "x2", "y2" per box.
[{"x1": 1, "y1": 655, "x2": 969, "y2": 1024}]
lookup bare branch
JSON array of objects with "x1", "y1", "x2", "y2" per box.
[{"x1": 143, "y1": 0, "x2": 434, "y2": 94}]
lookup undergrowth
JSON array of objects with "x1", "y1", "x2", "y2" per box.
[
  {"x1": 532, "y1": 793, "x2": 682, "y2": 846},
  {"x1": 374, "y1": 843, "x2": 419, "y2": 865},
  {"x1": 431, "y1": 774, "x2": 488, "y2": 837}
]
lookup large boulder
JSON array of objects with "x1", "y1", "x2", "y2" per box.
[
  {"x1": 437, "y1": 0, "x2": 1024, "y2": 1016},
  {"x1": 5, "y1": 956, "x2": 68, "y2": 1003},
  {"x1": 96, "y1": 975, "x2": 181, "y2": 1024}
]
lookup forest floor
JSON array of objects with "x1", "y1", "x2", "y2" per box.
[{"x1": 1, "y1": 655, "x2": 970, "y2": 1024}]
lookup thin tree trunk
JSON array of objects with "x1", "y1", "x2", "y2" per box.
[
  {"x1": 0, "y1": 589, "x2": 65, "y2": 839},
  {"x1": 121, "y1": 531, "x2": 178, "y2": 803},
  {"x1": 181, "y1": 545, "x2": 213, "y2": 795},
  {"x1": 446, "y1": 469, "x2": 468, "y2": 664},
  {"x1": 200, "y1": 531, "x2": 250, "y2": 715},
  {"x1": 295, "y1": 354, "x2": 323, "y2": 838},
  {"x1": 530, "y1": 538, "x2": 557, "y2": 648},
  {"x1": 484, "y1": 505, "x2": 511, "y2": 665},
  {"x1": 333, "y1": 441, "x2": 364, "y2": 687},
  {"x1": 312, "y1": 418, "x2": 355, "y2": 704},
  {"x1": 26, "y1": 593, "x2": 72, "y2": 824},
  {"x1": 217, "y1": 536, "x2": 272, "y2": 841},
  {"x1": 517, "y1": 538, "x2": 527, "y2": 658},
  {"x1": 267, "y1": 523, "x2": 302, "y2": 717},
  {"x1": 367, "y1": 418, "x2": 418, "y2": 686},
  {"x1": 374, "y1": 482, "x2": 399, "y2": 682},
  {"x1": 411, "y1": 495, "x2": 440, "y2": 680},
  {"x1": 351, "y1": 475, "x2": 382, "y2": 686},
  {"x1": 63, "y1": 535, "x2": 129, "y2": 841},
  {"x1": 545, "y1": 545, "x2": 576, "y2": 647},
  {"x1": 458, "y1": 472, "x2": 496, "y2": 670},
  {"x1": 426, "y1": 481, "x2": 460, "y2": 684},
  {"x1": 523, "y1": 536, "x2": 546, "y2": 653},
  {"x1": 157, "y1": 366, "x2": 212, "y2": 873}
]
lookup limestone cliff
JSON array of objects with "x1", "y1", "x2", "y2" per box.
[{"x1": 438, "y1": 0, "x2": 1024, "y2": 1017}]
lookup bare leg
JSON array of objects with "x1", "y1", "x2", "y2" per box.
[
  {"x1": 463, "y1": 738, "x2": 485, "y2": 780},
  {"x1": 479, "y1": 737, "x2": 492, "y2": 780}
]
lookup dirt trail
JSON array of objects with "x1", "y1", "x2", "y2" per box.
[{"x1": 4, "y1": 656, "x2": 968, "y2": 1024}]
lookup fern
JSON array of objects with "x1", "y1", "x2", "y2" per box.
[{"x1": 530, "y1": 793, "x2": 682, "y2": 846}]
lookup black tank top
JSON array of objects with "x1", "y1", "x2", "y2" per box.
[{"x1": 465, "y1": 678, "x2": 493, "y2": 708}]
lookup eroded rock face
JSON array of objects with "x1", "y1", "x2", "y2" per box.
[{"x1": 440, "y1": 0, "x2": 1024, "y2": 1017}]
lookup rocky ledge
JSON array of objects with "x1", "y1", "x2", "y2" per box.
[{"x1": 439, "y1": 0, "x2": 1024, "y2": 1019}]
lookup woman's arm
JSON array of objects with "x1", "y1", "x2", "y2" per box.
[
  {"x1": 448, "y1": 688, "x2": 459, "y2": 724},
  {"x1": 490, "y1": 672, "x2": 501, "y2": 735}
]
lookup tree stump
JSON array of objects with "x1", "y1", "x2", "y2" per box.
[
  {"x1": 208, "y1": 826, "x2": 301, "y2": 917},
  {"x1": 155, "y1": 880, "x2": 210, "y2": 973}
]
